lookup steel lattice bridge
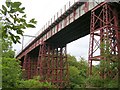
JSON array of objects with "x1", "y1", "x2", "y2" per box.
[{"x1": 16, "y1": 0, "x2": 120, "y2": 88}]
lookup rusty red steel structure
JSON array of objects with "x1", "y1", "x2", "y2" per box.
[
  {"x1": 88, "y1": 2, "x2": 120, "y2": 76},
  {"x1": 16, "y1": 1, "x2": 120, "y2": 88},
  {"x1": 36, "y1": 43, "x2": 68, "y2": 87},
  {"x1": 17, "y1": 1, "x2": 89, "y2": 87}
]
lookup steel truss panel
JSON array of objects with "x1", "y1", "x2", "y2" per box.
[
  {"x1": 36, "y1": 42, "x2": 68, "y2": 88},
  {"x1": 88, "y1": 2, "x2": 120, "y2": 78},
  {"x1": 22, "y1": 54, "x2": 31, "y2": 79},
  {"x1": 22, "y1": 54, "x2": 38, "y2": 79}
]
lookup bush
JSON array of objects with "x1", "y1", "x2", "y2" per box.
[
  {"x1": 85, "y1": 74, "x2": 104, "y2": 88},
  {"x1": 18, "y1": 79, "x2": 53, "y2": 88},
  {"x1": 2, "y1": 57, "x2": 22, "y2": 88},
  {"x1": 18, "y1": 76, "x2": 54, "y2": 88}
]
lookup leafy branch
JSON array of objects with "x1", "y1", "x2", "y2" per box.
[{"x1": 0, "y1": 1, "x2": 37, "y2": 43}]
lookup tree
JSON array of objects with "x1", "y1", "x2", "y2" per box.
[
  {"x1": 0, "y1": 0, "x2": 37, "y2": 43},
  {"x1": 1, "y1": 1, "x2": 55, "y2": 88},
  {"x1": 1, "y1": 0, "x2": 38, "y2": 88},
  {"x1": 68, "y1": 66, "x2": 81, "y2": 88},
  {"x1": 2, "y1": 57, "x2": 22, "y2": 88},
  {"x1": 67, "y1": 54, "x2": 79, "y2": 68},
  {"x1": 2, "y1": 37, "x2": 15, "y2": 58},
  {"x1": 2, "y1": 57, "x2": 54, "y2": 88},
  {"x1": 67, "y1": 55, "x2": 88, "y2": 88},
  {"x1": 1, "y1": 35, "x2": 21, "y2": 88}
]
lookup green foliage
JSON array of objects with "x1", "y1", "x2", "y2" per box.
[
  {"x1": 78, "y1": 58, "x2": 88, "y2": 77},
  {"x1": 69, "y1": 66, "x2": 79, "y2": 77},
  {"x1": 0, "y1": 59, "x2": 2, "y2": 88},
  {"x1": 2, "y1": 57, "x2": 54, "y2": 88},
  {"x1": 18, "y1": 79, "x2": 53, "y2": 88},
  {"x1": 67, "y1": 55, "x2": 88, "y2": 88},
  {"x1": 0, "y1": 0, "x2": 37, "y2": 43},
  {"x1": 2, "y1": 38, "x2": 15, "y2": 58},
  {"x1": 1, "y1": 38, "x2": 54, "y2": 88},
  {"x1": 67, "y1": 54, "x2": 119, "y2": 88},
  {"x1": 99, "y1": 38, "x2": 119, "y2": 88},
  {"x1": 2, "y1": 57, "x2": 53, "y2": 88},
  {"x1": 85, "y1": 74, "x2": 104, "y2": 87},
  {"x1": 104, "y1": 79, "x2": 118, "y2": 88},
  {"x1": 69, "y1": 66, "x2": 81, "y2": 88},
  {"x1": 17, "y1": 76, "x2": 54, "y2": 88},
  {"x1": 86, "y1": 73, "x2": 118, "y2": 88},
  {"x1": 2, "y1": 49, "x2": 15, "y2": 58},
  {"x1": 2, "y1": 57, "x2": 22, "y2": 88},
  {"x1": 2, "y1": 38, "x2": 12, "y2": 51},
  {"x1": 67, "y1": 54, "x2": 81, "y2": 70}
]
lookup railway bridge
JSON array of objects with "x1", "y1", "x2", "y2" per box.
[{"x1": 16, "y1": 0, "x2": 120, "y2": 87}]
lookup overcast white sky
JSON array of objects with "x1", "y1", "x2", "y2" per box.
[{"x1": 1, "y1": 0, "x2": 91, "y2": 61}]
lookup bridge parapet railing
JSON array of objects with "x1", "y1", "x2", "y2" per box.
[{"x1": 33, "y1": 0, "x2": 104, "y2": 37}]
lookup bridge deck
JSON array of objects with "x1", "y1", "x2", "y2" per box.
[{"x1": 16, "y1": 1, "x2": 120, "y2": 59}]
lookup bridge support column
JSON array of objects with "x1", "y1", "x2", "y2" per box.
[
  {"x1": 22, "y1": 54, "x2": 31, "y2": 79},
  {"x1": 22, "y1": 54, "x2": 38, "y2": 79},
  {"x1": 88, "y1": 3, "x2": 120, "y2": 78},
  {"x1": 30, "y1": 56, "x2": 37, "y2": 78},
  {"x1": 37, "y1": 42, "x2": 68, "y2": 88}
]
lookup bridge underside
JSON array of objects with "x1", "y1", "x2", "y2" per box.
[
  {"x1": 18, "y1": 2, "x2": 120, "y2": 88},
  {"x1": 46, "y1": 10, "x2": 91, "y2": 47}
]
